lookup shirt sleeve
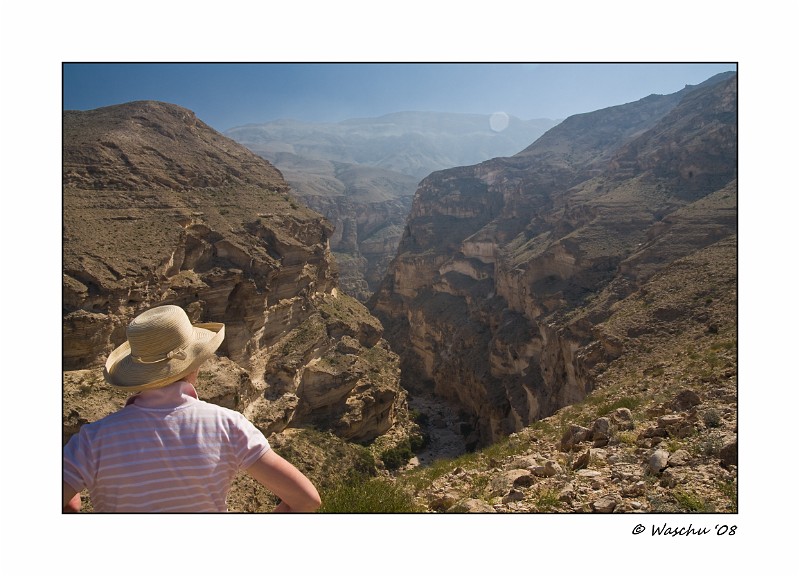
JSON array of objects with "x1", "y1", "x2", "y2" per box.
[
  {"x1": 63, "y1": 427, "x2": 95, "y2": 493},
  {"x1": 232, "y1": 413, "x2": 271, "y2": 470}
]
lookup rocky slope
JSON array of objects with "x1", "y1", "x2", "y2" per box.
[
  {"x1": 226, "y1": 113, "x2": 559, "y2": 301},
  {"x1": 63, "y1": 101, "x2": 412, "y2": 456},
  {"x1": 395, "y1": 231, "x2": 737, "y2": 512},
  {"x1": 370, "y1": 72, "x2": 737, "y2": 449}
]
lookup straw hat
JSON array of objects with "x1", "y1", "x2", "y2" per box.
[{"x1": 103, "y1": 305, "x2": 225, "y2": 391}]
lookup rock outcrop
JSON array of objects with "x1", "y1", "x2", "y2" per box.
[
  {"x1": 63, "y1": 100, "x2": 407, "y2": 444},
  {"x1": 280, "y1": 165, "x2": 416, "y2": 300},
  {"x1": 370, "y1": 72, "x2": 737, "y2": 446}
]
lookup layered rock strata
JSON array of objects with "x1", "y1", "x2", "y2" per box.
[
  {"x1": 63, "y1": 101, "x2": 406, "y2": 444},
  {"x1": 291, "y1": 179, "x2": 415, "y2": 301},
  {"x1": 370, "y1": 73, "x2": 737, "y2": 445}
]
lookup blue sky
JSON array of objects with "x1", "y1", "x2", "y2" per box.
[{"x1": 63, "y1": 63, "x2": 736, "y2": 132}]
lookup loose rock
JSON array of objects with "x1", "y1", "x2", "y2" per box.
[{"x1": 648, "y1": 449, "x2": 670, "y2": 475}]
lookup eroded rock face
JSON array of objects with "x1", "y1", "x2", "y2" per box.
[
  {"x1": 370, "y1": 73, "x2": 737, "y2": 445},
  {"x1": 299, "y1": 193, "x2": 414, "y2": 301},
  {"x1": 63, "y1": 101, "x2": 405, "y2": 444}
]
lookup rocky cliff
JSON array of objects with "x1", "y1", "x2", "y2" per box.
[
  {"x1": 255, "y1": 154, "x2": 417, "y2": 300},
  {"x1": 63, "y1": 100, "x2": 408, "y2": 445},
  {"x1": 370, "y1": 73, "x2": 737, "y2": 446}
]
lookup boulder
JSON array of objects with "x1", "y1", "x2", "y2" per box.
[
  {"x1": 648, "y1": 449, "x2": 670, "y2": 475},
  {"x1": 560, "y1": 424, "x2": 592, "y2": 452},
  {"x1": 720, "y1": 437, "x2": 738, "y2": 468},
  {"x1": 673, "y1": 389, "x2": 702, "y2": 410},
  {"x1": 592, "y1": 496, "x2": 618, "y2": 513},
  {"x1": 447, "y1": 499, "x2": 497, "y2": 513},
  {"x1": 611, "y1": 408, "x2": 635, "y2": 431}
]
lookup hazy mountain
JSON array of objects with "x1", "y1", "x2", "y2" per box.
[
  {"x1": 226, "y1": 111, "x2": 559, "y2": 181},
  {"x1": 226, "y1": 112, "x2": 559, "y2": 299}
]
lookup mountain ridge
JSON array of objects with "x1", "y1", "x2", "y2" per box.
[{"x1": 370, "y1": 72, "x2": 736, "y2": 444}]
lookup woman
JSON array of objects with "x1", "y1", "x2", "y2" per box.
[{"x1": 63, "y1": 305, "x2": 321, "y2": 513}]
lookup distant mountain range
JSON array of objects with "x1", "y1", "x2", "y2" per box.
[{"x1": 226, "y1": 112, "x2": 559, "y2": 181}]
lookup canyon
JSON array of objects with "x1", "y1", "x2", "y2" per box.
[
  {"x1": 370, "y1": 72, "x2": 737, "y2": 447},
  {"x1": 226, "y1": 113, "x2": 558, "y2": 300},
  {"x1": 62, "y1": 72, "x2": 737, "y2": 512}
]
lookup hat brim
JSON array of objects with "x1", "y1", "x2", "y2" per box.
[{"x1": 104, "y1": 322, "x2": 225, "y2": 391}]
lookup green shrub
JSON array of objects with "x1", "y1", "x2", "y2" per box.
[
  {"x1": 533, "y1": 488, "x2": 562, "y2": 512},
  {"x1": 693, "y1": 430, "x2": 724, "y2": 457},
  {"x1": 718, "y1": 479, "x2": 738, "y2": 512},
  {"x1": 409, "y1": 409, "x2": 429, "y2": 427},
  {"x1": 673, "y1": 489, "x2": 715, "y2": 512},
  {"x1": 596, "y1": 396, "x2": 640, "y2": 417},
  {"x1": 409, "y1": 432, "x2": 430, "y2": 451},
  {"x1": 381, "y1": 441, "x2": 413, "y2": 471},
  {"x1": 319, "y1": 478, "x2": 420, "y2": 513},
  {"x1": 380, "y1": 432, "x2": 430, "y2": 471},
  {"x1": 703, "y1": 409, "x2": 722, "y2": 428}
]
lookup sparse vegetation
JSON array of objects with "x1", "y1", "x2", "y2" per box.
[
  {"x1": 319, "y1": 477, "x2": 421, "y2": 513},
  {"x1": 532, "y1": 488, "x2": 563, "y2": 512},
  {"x1": 703, "y1": 408, "x2": 723, "y2": 428},
  {"x1": 673, "y1": 489, "x2": 715, "y2": 512},
  {"x1": 596, "y1": 396, "x2": 640, "y2": 417},
  {"x1": 693, "y1": 430, "x2": 725, "y2": 458},
  {"x1": 718, "y1": 479, "x2": 738, "y2": 512}
]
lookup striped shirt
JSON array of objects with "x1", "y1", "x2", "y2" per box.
[{"x1": 63, "y1": 380, "x2": 270, "y2": 512}]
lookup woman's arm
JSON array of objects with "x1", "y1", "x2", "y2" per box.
[
  {"x1": 63, "y1": 482, "x2": 81, "y2": 513},
  {"x1": 246, "y1": 449, "x2": 321, "y2": 512}
]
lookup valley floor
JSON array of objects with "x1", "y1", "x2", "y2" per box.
[{"x1": 405, "y1": 393, "x2": 467, "y2": 468}]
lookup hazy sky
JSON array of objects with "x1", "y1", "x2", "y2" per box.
[{"x1": 62, "y1": 63, "x2": 736, "y2": 132}]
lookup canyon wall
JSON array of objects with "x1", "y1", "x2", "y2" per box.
[
  {"x1": 63, "y1": 101, "x2": 407, "y2": 444},
  {"x1": 370, "y1": 73, "x2": 737, "y2": 445}
]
